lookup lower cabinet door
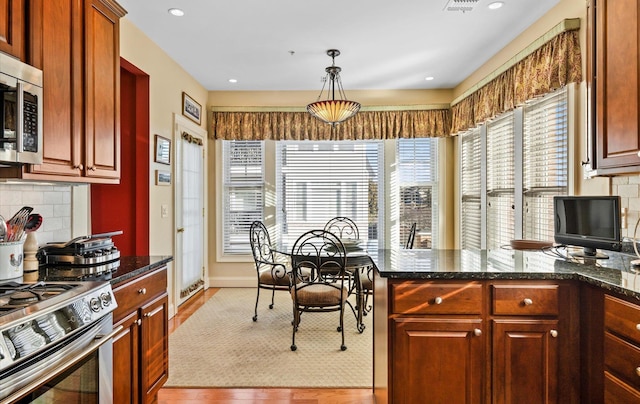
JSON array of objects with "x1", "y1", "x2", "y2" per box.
[
  {"x1": 391, "y1": 317, "x2": 484, "y2": 404},
  {"x1": 140, "y1": 293, "x2": 169, "y2": 403},
  {"x1": 492, "y1": 319, "x2": 559, "y2": 404},
  {"x1": 113, "y1": 311, "x2": 140, "y2": 404}
]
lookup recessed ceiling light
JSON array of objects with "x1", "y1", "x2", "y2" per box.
[
  {"x1": 488, "y1": 2, "x2": 504, "y2": 10},
  {"x1": 228, "y1": 79, "x2": 238, "y2": 83},
  {"x1": 425, "y1": 76, "x2": 434, "y2": 81},
  {"x1": 168, "y1": 8, "x2": 184, "y2": 17}
]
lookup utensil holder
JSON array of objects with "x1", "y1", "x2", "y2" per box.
[{"x1": 0, "y1": 239, "x2": 25, "y2": 280}]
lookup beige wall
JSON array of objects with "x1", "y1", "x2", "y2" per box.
[{"x1": 116, "y1": 19, "x2": 209, "y2": 313}]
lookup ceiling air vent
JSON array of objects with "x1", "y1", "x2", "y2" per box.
[{"x1": 443, "y1": 0, "x2": 480, "y2": 12}]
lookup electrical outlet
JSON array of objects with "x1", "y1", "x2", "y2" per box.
[
  {"x1": 161, "y1": 204, "x2": 168, "y2": 218},
  {"x1": 622, "y1": 207, "x2": 628, "y2": 229}
]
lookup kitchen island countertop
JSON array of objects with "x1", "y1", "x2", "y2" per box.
[{"x1": 371, "y1": 247, "x2": 640, "y2": 301}]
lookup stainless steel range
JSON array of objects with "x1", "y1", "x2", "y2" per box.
[{"x1": 0, "y1": 279, "x2": 119, "y2": 403}]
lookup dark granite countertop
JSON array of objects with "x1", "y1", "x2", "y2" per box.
[
  {"x1": 371, "y1": 248, "x2": 640, "y2": 301},
  {"x1": 110, "y1": 255, "x2": 173, "y2": 286}
]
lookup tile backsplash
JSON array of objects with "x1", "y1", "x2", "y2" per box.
[
  {"x1": 0, "y1": 183, "x2": 72, "y2": 246},
  {"x1": 612, "y1": 175, "x2": 640, "y2": 240}
]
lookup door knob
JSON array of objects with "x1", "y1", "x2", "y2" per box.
[{"x1": 177, "y1": 228, "x2": 185, "y2": 233}]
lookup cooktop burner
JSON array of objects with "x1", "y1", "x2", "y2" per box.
[{"x1": 0, "y1": 282, "x2": 76, "y2": 313}]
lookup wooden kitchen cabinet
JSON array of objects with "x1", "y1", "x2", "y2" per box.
[
  {"x1": 588, "y1": 0, "x2": 640, "y2": 174},
  {"x1": 383, "y1": 280, "x2": 578, "y2": 404},
  {"x1": 113, "y1": 265, "x2": 169, "y2": 404},
  {"x1": 603, "y1": 295, "x2": 640, "y2": 401},
  {"x1": 0, "y1": 0, "x2": 26, "y2": 60},
  {"x1": 389, "y1": 281, "x2": 484, "y2": 403},
  {"x1": 0, "y1": 0, "x2": 125, "y2": 183}
]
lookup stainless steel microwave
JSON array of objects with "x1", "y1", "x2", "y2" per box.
[{"x1": 0, "y1": 53, "x2": 43, "y2": 165}]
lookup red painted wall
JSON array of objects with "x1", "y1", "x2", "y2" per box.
[{"x1": 91, "y1": 59, "x2": 150, "y2": 255}]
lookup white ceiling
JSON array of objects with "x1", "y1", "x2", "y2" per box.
[{"x1": 117, "y1": 0, "x2": 560, "y2": 92}]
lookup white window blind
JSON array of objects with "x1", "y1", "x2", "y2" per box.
[
  {"x1": 523, "y1": 87, "x2": 568, "y2": 242},
  {"x1": 222, "y1": 140, "x2": 264, "y2": 254},
  {"x1": 486, "y1": 112, "x2": 515, "y2": 249},
  {"x1": 460, "y1": 128, "x2": 482, "y2": 249},
  {"x1": 397, "y1": 138, "x2": 438, "y2": 248},
  {"x1": 276, "y1": 141, "x2": 382, "y2": 246}
]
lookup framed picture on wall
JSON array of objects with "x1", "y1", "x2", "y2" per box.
[
  {"x1": 155, "y1": 135, "x2": 171, "y2": 165},
  {"x1": 182, "y1": 92, "x2": 202, "y2": 125},
  {"x1": 156, "y1": 170, "x2": 171, "y2": 186}
]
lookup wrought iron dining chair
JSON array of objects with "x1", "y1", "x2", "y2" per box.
[
  {"x1": 324, "y1": 216, "x2": 359, "y2": 240},
  {"x1": 249, "y1": 220, "x2": 291, "y2": 322},
  {"x1": 289, "y1": 229, "x2": 349, "y2": 351},
  {"x1": 405, "y1": 222, "x2": 417, "y2": 249}
]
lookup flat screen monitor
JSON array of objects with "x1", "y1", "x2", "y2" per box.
[{"x1": 553, "y1": 195, "x2": 622, "y2": 259}]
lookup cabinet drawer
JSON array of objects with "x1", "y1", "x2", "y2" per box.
[
  {"x1": 491, "y1": 284, "x2": 558, "y2": 316},
  {"x1": 391, "y1": 282, "x2": 483, "y2": 315},
  {"x1": 113, "y1": 267, "x2": 167, "y2": 321},
  {"x1": 605, "y1": 331, "x2": 640, "y2": 390},
  {"x1": 605, "y1": 371, "x2": 640, "y2": 403},
  {"x1": 605, "y1": 295, "x2": 640, "y2": 345}
]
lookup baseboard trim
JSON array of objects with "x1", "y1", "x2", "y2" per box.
[{"x1": 209, "y1": 276, "x2": 256, "y2": 288}]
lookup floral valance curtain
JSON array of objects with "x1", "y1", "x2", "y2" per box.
[
  {"x1": 211, "y1": 109, "x2": 451, "y2": 141},
  {"x1": 450, "y1": 28, "x2": 582, "y2": 134}
]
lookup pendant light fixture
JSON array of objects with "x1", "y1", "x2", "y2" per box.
[{"x1": 307, "y1": 49, "x2": 361, "y2": 126}]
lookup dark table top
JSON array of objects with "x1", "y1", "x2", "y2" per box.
[{"x1": 371, "y1": 247, "x2": 640, "y2": 301}]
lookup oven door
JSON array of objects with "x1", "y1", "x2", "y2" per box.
[{"x1": 0, "y1": 315, "x2": 121, "y2": 404}]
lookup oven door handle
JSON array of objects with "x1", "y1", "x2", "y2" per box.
[{"x1": 2, "y1": 325, "x2": 124, "y2": 404}]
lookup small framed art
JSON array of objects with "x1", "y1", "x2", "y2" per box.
[
  {"x1": 182, "y1": 92, "x2": 202, "y2": 125},
  {"x1": 155, "y1": 135, "x2": 171, "y2": 165},
  {"x1": 156, "y1": 170, "x2": 171, "y2": 186}
]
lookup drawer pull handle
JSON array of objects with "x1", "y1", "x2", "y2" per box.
[
  {"x1": 138, "y1": 288, "x2": 147, "y2": 295},
  {"x1": 523, "y1": 298, "x2": 533, "y2": 306},
  {"x1": 434, "y1": 297, "x2": 443, "y2": 305},
  {"x1": 473, "y1": 328, "x2": 482, "y2": 337},
  {"x1": 636, "y1": 367, "x2": 640, "y2": 377},
  {"x1": 550, "y1": 329, "x2": 558, "y2": 338}
]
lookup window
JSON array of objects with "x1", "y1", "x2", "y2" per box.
[
  {"x1": 460, "y1": 128, "x2": 482, "y2": 249},
  {"x1": 397, "y1": 138, "x2": 438, "y2": 248},
  {"x1": 522, "y1": 89, "x2": 568, "y2": 241},
  {"x1": 276, "y1": 141, "x2": 383, "y2": 246},
  {"x1": 459, "y1": 86, "x2": 570, "y2": 248},
  {"x1": 486, "y1": 112, "x2": 515, "y2": 249},
  {"x1": 222, "y1": 140, "x2": 264, "y2": 254}
]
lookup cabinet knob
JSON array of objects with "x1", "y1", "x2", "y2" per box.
[
  {"x1": 550, "y1": 329, "x2": 558, "y2": 338},
  {"x1": 434, "y1": 297, "x2": 443, "y2": 305},
  {"x1": 523, "y1": 298, "x2": 533, "y2": 306},
  {"x1": 636, "y1": 323, "x2": 640, "y2": 331},
  {"x1": 89, "y1": 166, "x2": 97, "y2": 171},
  {"x1": 73, "y1": 164, "x2": 84, "y2": 170},
  {"x1": 136, "y1": 319, "x2": 142, "y2": 326},
  {"x1": 473, "y1": 328, "x2": 482, "y2": 337},
  {"x1": 144, "y1": 313, "x2": 151, "y2": 318},
  {"x1": 636, "y1": 367, "x2": 640, "y2": 377},
  {"x1": 138, "y1": 288, "x2": 147, "y2": 295}
]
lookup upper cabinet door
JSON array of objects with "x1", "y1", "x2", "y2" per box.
[
  {"x1": 0, "y1": 0, "x2": 25, "y2": 61},
  {"x1": 590, "y1": 0, "x2": 640, "y2": 174},
  {"x1": 84, "y1": 0, "x2": 123, "y2": 180}
]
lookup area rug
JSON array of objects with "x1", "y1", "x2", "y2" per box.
[{"x1": 165, "y1": 287, "x2": 373, "y2": 388}]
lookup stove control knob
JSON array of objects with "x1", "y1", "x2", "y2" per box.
[
  {"x1": 89, "y1": 297, "x2": 102, "y2": 312},
  {"x1": 100, "y1": 292, "x2": 113, "y2": 307}
]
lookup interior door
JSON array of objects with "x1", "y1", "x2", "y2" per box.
[{"x1": 174, "y1": 114, "x2": 207, "y2": 306}]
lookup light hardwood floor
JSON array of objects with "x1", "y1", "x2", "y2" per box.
[{"x1": 157, "y1": 288, "x2": 375, "y2": 404}]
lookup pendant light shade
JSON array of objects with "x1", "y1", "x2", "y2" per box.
[{"x1": 307, "y1": 49, "x2": 361, "y2": 126}]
